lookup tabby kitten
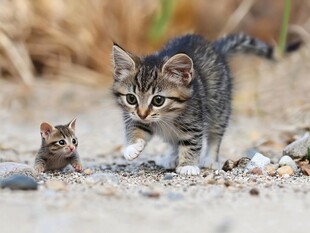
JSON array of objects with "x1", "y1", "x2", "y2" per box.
[
  {"x1": 34, "y1": 118, "x2": 83, "y2": 173},
  {"x1": 112, "y1": 33, "x2": 273, "y2": 175}
]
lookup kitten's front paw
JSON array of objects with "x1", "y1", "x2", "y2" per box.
[
  {"x1": 34, "y1": 164, "x2": 45, "y2": 173},
  {"x1": 176, "y1": 166, "x2": 200, "y2": 176},
  {"x1": 124, "y1": 139, "x2": 145, "y2": 161},
  {"x1": 72, "y1": 163, "x2": 83, "y2": 172}
]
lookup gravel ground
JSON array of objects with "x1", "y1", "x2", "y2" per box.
[{"x1": 1, "y1": 79, "x2": 310, "y2": 233}]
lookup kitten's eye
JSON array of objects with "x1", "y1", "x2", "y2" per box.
[
  {"x1": 58, "y1": 139, "x2": 66, "y2": 145},
  {"x1": 126, "y1": 94, "x2": 137, "y2": 105},
  {"x1": 152, "y1": 95, "x2": 165, "y2": 107},
  {"x1": 72, "y1": 138, "x2": 77, "y2": 144}
]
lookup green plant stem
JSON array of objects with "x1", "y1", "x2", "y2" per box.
[
  {"x1": 278, "y1": 0, "x2": 291, "y2": 55},
  {"x1": 148, "y1": 0, "x2": 174, "y2": 42}
]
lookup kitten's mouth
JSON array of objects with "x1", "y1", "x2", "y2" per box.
[{"x1": 65, "y1": 151, "x2": 74, "y2": 157}]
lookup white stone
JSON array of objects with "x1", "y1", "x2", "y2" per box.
[
  {"x1": 245, "y1": 152, "x2": 270, "y2": 171},
  {"x1": 279, "y1": 155, "x2": 298, "y2": 172}
]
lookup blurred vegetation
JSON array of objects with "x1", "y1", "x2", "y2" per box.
[
  {"x1": 277, "y1": 0, "x2": 291, "y2": 56},
  {"x1": 0, "y1": 0, "x2": 309, "y2": 86},
  {"x1": 148, "y1": 0, "x2": 175, "y2": 42}
]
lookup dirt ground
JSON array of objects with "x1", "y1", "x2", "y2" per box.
[{"x1": 1, "y1": 47, "x2": 310, "y2": 233}]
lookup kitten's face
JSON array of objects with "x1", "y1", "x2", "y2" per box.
[
  {"x1": 40, "y1": 119, "x2": 78, "y2": 157},
  {"x1": 112, "y1": 45, "x2": 194, "y2": 124}
]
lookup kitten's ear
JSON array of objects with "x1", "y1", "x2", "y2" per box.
[
  {"x1": 68, "y1": 118, "x2": 77, "y2": 131},
  {"x1": 162, "y1": 54, "x2": 193, "y2": 85},
  {"x1": 40, "y1": 122, "x2": 55, "y2": 140},
  {"x1": 112, "y1": 44, "x2": 137, "y2": 80}
]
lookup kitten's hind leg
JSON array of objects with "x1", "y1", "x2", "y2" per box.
[
  {"x1": 200, "y1": 133, "x2": 222, "y2": 170},
  {"x1": 155, "y1": 144, "x2": 178, "y2": 169}
]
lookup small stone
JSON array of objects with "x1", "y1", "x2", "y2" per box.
[
  {"x1": 223, "y1": 180, "x2": 233, "y2": 187},
  {"x1": 204, "y1": 174, "x2": 216, "y2": 185},
  {"x1": 298, "y1": 160, "x2": 309, "y2": 168},
  {"x1": 45, "y1": 180, "x2": 67, "y2": 191},
  {"x1": 279, "y1": 155, "x2": 298, "y2": 172},
  {"x1": 143, "y1": 191, "x2": 160, "y2": 199},
  {"x1": 245, "y1": 153, "x2": 270, "y2": 171},
  {"x1": 163, "y1": 173, "x2": 175, "y2": 180},
  {"x1": 300, "y1": 164, "x2": 310, "y2": 176},
  {"x1": 0, "y1": 174, "x2": 38, "y2": 190},
  {"x1": 85, "y1": 172, "x2": 119, "y2": 185},
  {"x1": 83, "y1": 168, "x2": 92, "y2": 175},
  {"x1": 283, "y1": 133, "x2": 310, "y2": 159},
  {"x1": 222, "y1": 159, "x2": 235, "y2": 172},
  {"x1": 277, "y1": 165, "x2": 294, "y2": 177},
  {"x1": 249, "y1": 167, "x2": 263, "y2": 175},
  {"x1": 236, "y1": 157, "x2": 251, "y2": 169},
  {"x1": 264, "y1": 165, "x2": 276, "y2": 176},
  {"x1": 0, "y1": 162, "x2": 37, "y2": 178},
  {"x1": 138, "y1": 170, "x2": 145, "y2": 175},
  {"x1": 249, "y1": 188, "x2": 259, "y2": 196}
]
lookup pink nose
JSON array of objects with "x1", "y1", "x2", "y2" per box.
[
  {"x1": 69, "y1": 146, "x2": 75, "y2": 151},
  {"x1": 137, "y1": 109, "x2": 148, "y2": 119},
  {"x1": 138, "y1": 113, "x2": 147, "y2": 119}
]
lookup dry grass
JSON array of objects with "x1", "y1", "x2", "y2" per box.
[{"x1": 0, "y1": 0, "x2": 309, "y2": 87}]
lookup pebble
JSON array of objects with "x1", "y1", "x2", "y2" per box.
[
  {"x1": 300, "y1": 164, "x2": 310, "y2": 176},
  {"x1": 0, "y1": 174, "x2": 38, "y2": 190},
  {"x1": 264, "y1": 165, "x2": 276, "y2": 176},
  {"x1": 279, "y1": 155, "x2": 298, "y2": 172},
  {"x1": 0, "y1": 162, "x2": 37, "y2": 178},
  {"x1": 283, "y1": 133, "x2": 310, "y2": 159},
  {"x1": 249, "y1": 167, "x2": 263, "y2": 175},
  {"x1": 222, "y1": 159, "x2": 235, "y2": 172},
  {"x1": 236, "y1": 157, "x2": 251, "y2": 169},
  {"x1": 245, "y1": 152, "x2": 270, "y2": 171},
  {"x1": 85, "y1": 172, "x2": 119, "y2": 185},
  {"x1": 277, "y1": 166, "x2": 294, "y2": 177},
  {"x1": 163, "y1": 173, "x2": 176, "y2": 180},
  {"x1": 83, "y1": 168, "x2": 92, "y2": 175},
  {"x1": 45, "y1": 180, "x2": 67, "y2": 191},
  {"x1": 249, "y1": 188, "x2": 259, "y2": 196},
  {"x1": 143, "y1": 191, "x2": 161, "y2": 199}
]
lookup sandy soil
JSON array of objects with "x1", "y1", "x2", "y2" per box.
[{"x1": 1, "y1": 50, "x2": 310, "y2": 233}]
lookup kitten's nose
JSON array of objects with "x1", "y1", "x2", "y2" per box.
[
  {"x1": 137, "y1": 109, "x2": 148, "y2": 120},
  {"x1": 69, "y1": 145, "x2": 75, "y2": 151}
]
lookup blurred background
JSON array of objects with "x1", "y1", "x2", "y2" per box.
[
  {"x1": 0, "y1": 0, "x2": 310, "y2": 161},
  {"x1": 0, "y1": 0, "x2": 309, "y2": 85}
]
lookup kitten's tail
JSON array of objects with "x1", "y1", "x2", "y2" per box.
[{"x1": 211, "y1": 33, "x2": 301, "y2": 59}]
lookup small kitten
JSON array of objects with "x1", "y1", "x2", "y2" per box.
[
  {"x1": 112, "y1": 33, "x2": 273, "y2": 176},
  {"x1": 34, "y1": 118, "x2": 83, "y2": 173}
]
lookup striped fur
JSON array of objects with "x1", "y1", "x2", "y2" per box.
[
  {"x1": 112, "y1": 33, "x2": 273, "y2": 175},
  {"x1": 211, "y1": 33, "x2": 273, "y2": 59},
  {"x1": 34, "y1": 119, "x2": 82, "y2": 173}
]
